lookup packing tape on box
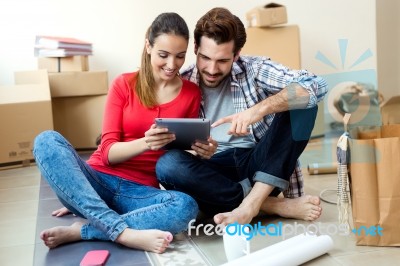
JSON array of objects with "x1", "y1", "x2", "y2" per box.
[
  {"x1": 307, "y1": 162, "x2": 337, "y2": 175},
  {"x1": 221, "y1": 232, "x2": 334, "y2": 266}
]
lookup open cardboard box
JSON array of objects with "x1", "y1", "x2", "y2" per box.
[
  {"x1": 246, "y1": 3, "x2": 287, "y2": 27},
  {"x1": 0, "y1": 70, "x2": 53, "y2": 169}
]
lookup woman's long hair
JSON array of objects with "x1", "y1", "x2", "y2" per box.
[{"x1": 134, "y1": 13, "x2": 189, "y2": 108}]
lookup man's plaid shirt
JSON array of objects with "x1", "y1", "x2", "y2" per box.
[{"x1": 181, "y1": 55, "x2": 328, "y2": 198}]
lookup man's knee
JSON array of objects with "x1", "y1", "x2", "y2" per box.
[{"x1": 290, "y1": 106, "x2": 318, "y2": 141}]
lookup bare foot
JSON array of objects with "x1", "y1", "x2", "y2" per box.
[
  {"x1": 52, "y1": 207, "x2": 72, "y2": 217},
  {"x1": 116, "y1": 228, "x2": 173, "y2": 253},
  {"x1": 40, "y1": 222, "x2": 83, "y2": 248},
  {"x1": 214, "y1": 204, "x2": 259, "y2": 225},
  {"x1": 261, "y1": 195, "x2": 322, "y2": 221}
]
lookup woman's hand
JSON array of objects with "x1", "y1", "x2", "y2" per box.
[{"x1": 143, "y1": 124, "x2": 175, "y2": 151}]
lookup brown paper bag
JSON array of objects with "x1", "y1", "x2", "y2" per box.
[{"x1": 347, "y1": 124, "x2": 400, "y2": 246}]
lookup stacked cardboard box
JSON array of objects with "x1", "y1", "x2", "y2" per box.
[
  {"x1": 0, "y1": 70, "x2": 53, "y2": 169},
  {"x1": 39, "y1": 56, "x2": 108, "y2": 149},
  {"x1": 242, "y1": 3, "x2": 324, "y2": 138}
]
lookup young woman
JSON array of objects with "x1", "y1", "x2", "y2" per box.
[{"x1": 33, "y1": 12, "x2": 204, "y2": 253}]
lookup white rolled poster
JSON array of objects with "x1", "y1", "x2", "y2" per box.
[{"x1": 222, "y1": 232, "x2": 334, "y2": 266}]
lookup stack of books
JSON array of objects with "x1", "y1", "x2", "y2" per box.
[{"x1": 34, "y1": 36, "x2": 93, "y2": 57}]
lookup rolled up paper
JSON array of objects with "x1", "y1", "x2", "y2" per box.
[
  {"x1": 307, "y1": 162, "x2": 337, "y2": 175},
  {"x1": 222, "y1": 233, "x2": 334, "y2": 266}
]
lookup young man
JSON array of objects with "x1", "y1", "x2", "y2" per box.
[{"x1": 156, "y1": 7, "x2": 328, "y2": 226}]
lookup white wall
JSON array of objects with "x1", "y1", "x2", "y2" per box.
[
  {"x1": 376, "y1": 0, "x2": 400, "y2": 100},
  {"x1": 0, "y1": 0, "x2": 376, "y2": 87}
]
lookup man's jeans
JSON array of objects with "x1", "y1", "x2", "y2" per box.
[
  {"x1": 156, "y1": 108, "x2": 317, "y2": 215},
  {"x1": 33, "y1": 130, "x2": 198, "y2": 242}
]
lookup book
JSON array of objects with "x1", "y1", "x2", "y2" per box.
[
  {"x1": 35, "y1": 35, "x2": 92, "y2": 50},
  {"x1": 34, "y1": 48, "x2": 92, "y2": 57}
]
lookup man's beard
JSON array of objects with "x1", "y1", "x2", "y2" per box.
[{"x1": 199, "y1": 71, "x2": 225, "y2": 88}]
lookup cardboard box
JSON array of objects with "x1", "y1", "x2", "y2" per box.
[
  {"x1": 49, "y1": 71, "x2": 108, "y2": 98},
  {"x1": 241, "y1": 25, "x2": 300, "y2": 69},
  {"x1": 0, "y1": 70, "x2": 53, "y2": 169},
  {"x1": 52, "y1": 95, "x2": 107, "y2": 149},
  {"x1": 381, "y1": 96, "x2": 400, "y2": 124},
  {"x1": 246, "y1": 3, "x2": 287, "y2": 27},
  {"x1": 241, "y1": 25, "x2": 324, "y2": 137},
  {"x1": 38, "y1": 56, "x2": 89, "y2": 72}
]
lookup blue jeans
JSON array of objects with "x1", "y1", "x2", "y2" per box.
[
  {"x1": 156, "y1": 108, "x2": 317, "y2": 215},
  {"x1": 33, "y1": 131, "x2": 198, "y2": 242}
]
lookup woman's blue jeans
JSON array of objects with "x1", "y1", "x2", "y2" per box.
[
  {"x1": 33, "y1": 130, "x2": 198, "y2": 242},
  {"x1": 156, "y1": 108, "x2": 317, "y2": 215}
]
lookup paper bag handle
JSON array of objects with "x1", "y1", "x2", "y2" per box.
[{"x1": 343, "y1": 113, "x2": 351, "y2": 132}]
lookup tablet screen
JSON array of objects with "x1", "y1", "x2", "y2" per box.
[{"x1": 155, "y1": 118, "x2": 210, "y2": 150}]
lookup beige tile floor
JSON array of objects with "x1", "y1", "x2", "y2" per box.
[{"x1": 0, "y1": 137, "x2": 399, "y2": 266}]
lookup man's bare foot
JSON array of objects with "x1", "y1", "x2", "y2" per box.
[
  {"x1": 261, "y1": 195, "x2": 322, "y2": 221},
  {"x1": 40, "y1": 222, "x2": 83, "y2": 248},
  {"x1": 52, "y1": 207, "x2": 72, "y2": 217},
  {"x1": 214, "y1": 204, "x2": 259, "y2": 225},
  {"x1": 116, "y1": 228, "x2": 173, "y2": 253}
]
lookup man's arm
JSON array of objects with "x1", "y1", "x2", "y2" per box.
[{"x1": 211, "y1": 82, "x2": 310, "y2": 135}]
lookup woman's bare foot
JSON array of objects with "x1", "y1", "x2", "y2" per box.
[
  {"x1": 116, "y1": 228, "x2": 173, "y2": 253},
  {"x1": 52, "y1": 207, "x2": 72, "y2": 217},
  {"x1": 261, "y1": 195, "x2": 322, "y2": 221},
  {"x1": 40, "y1": 222, "x2": 83, "y2": 248}
]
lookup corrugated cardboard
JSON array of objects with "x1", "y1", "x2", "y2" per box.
[
  {"x1": 246, "y1": 3, "x2": 287, "y2": 27},
  {"x1": 0, "y1": 70, "x2": 53, "y2": 169},
  {"x1": 242, "y1": 25, "x2": 300, "y2": 69},
  {"x1": 52, "y1": 95, "x2": 106, "y2": 149},
  {"x1": 48, "y1": 71, "x2": 108, "y2": 98},
  {"x1": 38, "y1": 56, "x2": 89, "y2": 72},
  {"x1": 381, "y1": 96, "x2": 400, "y2": 124}
]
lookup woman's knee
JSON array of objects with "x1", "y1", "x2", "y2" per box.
[
  {"x1": 33, "y1": 130, "x2": 61, "y2": 151},
  {"x1": 172, "y1": 191, "x2": 199, "y2": 224}
]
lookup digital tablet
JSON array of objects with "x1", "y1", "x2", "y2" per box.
[{"x1": 155, "y1": 118, "x2": 210, "y2": 150}]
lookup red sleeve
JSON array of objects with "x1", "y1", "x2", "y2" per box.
[{"x1": 99, "y1": 74, "x2": 129, "y2": 165}]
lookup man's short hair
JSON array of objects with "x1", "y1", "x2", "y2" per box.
[{"x1": 194, "y1": 7, "x2": 247, "y2": 55}]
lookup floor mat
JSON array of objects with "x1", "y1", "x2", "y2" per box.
[
  {"x1": 146, "y1": 232, "x2": 212, "y2": 266},
  {"x1": 34, "y1": 175, "x2": 151, "y2": 266}
]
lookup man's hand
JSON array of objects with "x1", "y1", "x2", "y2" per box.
[
  {"x1": 191, "y1": 136, "x2": 218, "y2": 159},
  {"x1": 211, "y1": 105, "x2": 263, "y2": 136}
]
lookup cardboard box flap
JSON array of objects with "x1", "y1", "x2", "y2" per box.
[
  {"x1": 381, "y1": 95, "x2": 400, "y2": 125},
  {"x1": 0, "y1": 85, "x2": 51, "y2": 104},
  {"x1": 0, "y1": 70, "x2": 51, "y2": 104},
  {"x1": 14, "y1": 69, "x2": 49, "y2": 85}
]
